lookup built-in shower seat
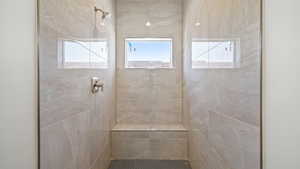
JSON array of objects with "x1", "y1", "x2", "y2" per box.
[
  {"x1": 112, "y1": 124, "x2": 187, "y2": 132},
  {"x1": 111, "y1": 124, "x2": 188, "y2": 160}
]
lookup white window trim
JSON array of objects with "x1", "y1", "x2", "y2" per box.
[
  {"x1": 124, "y1": 38, "x2": 174, "y2": 69},
  {"x1": 191, "y1": 38, "x2": 240, "y2": 69},
  {"x1": 57, "y1": 38, "x2": 109, "y2": 69}
]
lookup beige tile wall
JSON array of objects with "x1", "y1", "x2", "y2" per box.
[
  {"x1": 183, "y1": 0, "x2": 261, "y2": 169},
  {"x1": 112, "y1": 131, "x2": 188, "y2": 160},
  {"x1": 39, "y1": 0, "x2": 261, "y2": 167},
  {"x1": 114, "y1": 0, "x2": 187, "y2": 160},
  {"x1": 116, "y1": 0, "x2": 183, "y2": 125},
  {"x1": 39, "y1": 0, "x2": 116, "y2": 168}
]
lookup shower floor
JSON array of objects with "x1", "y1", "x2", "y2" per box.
[{"x1": 108, "y1": 160, "x2": 192, "y2": 169}]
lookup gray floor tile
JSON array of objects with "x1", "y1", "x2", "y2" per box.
[
  {"x1": 109, "y1": 160, "x2": 135, "y2": 169},
  {"x1": 108, "y1": 160, "x2": 191, "y2": 169}
]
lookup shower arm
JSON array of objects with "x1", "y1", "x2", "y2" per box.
[{"x1": 94, "y1": 7, "x2": 105, "y2": 13}]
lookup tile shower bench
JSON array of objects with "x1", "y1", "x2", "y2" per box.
[{"x1": 111, "y1": 124, "x2": 188, "y2": 160}]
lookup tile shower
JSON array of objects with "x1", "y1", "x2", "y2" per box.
[{"x1": 39, "y1": 0, "x2": 261, "y2": 169}]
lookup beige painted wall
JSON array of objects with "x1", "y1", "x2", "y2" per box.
[
  {"x1": 263, "y1": 0, "x2": 300, "y2": 169},
  {"x1": 0, "y1": 0, "x2": 37, "y2": 169}
]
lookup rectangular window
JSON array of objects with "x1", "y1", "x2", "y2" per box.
[
  {"x1": 192, "y1": 39, "x2": 240, "y2": 69},
  {"x1": 58, "y1": 39, "x2": 108, "y2": 69},
  {"x1": 125, "y1": 38, "x2": 173, "y2": 68}
]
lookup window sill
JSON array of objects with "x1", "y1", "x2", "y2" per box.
[{"x1": 124, "y1": 67, "x2": 176, "y2": 70}]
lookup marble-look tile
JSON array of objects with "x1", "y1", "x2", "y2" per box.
[
  {"x1": 112, "y1": 131, "x2": 188, "y2": 160},
  {"x1": 112, "y1": 124, "x2": 187, "y2": 131},
  {"x1": 112, "y1": 124, "x2": 152, "y2": 131},
  {"x1": 39, "y1": 0, "x2": 116, "y2": 169},
  {"x1": 183, "y1": 0, "x2": 261, "y2": 168},
  {"x1": 188, "y1": 112, "x2": 260, "y2": 169},
  {"x1": 41, "y1": 110, "x2": 113, "y2": 169},
  {"x1": 90, "y1": 142, "x2": 111, "y2": 169},
  {"x1": 148, "y1": 139, "x2": 187, "y2": 159},
  {"x1": 208, "y1": 111, "x2": 260, "y2": 169},
  {"x1": 62, "y1": 111, "x2": 90, "y2": 169},
  {"x1": 116, "y1": 0, "x2": 183, "y2": 125},
  {"x1": 112, "y1": 136, "x2": 150, "y2": 159},
  {"x1": 40, "y1": 122, "x2": 74, "y2": 169},
  {"x1": 116, "y1": 70, "x2": 182, "y2": 124}
]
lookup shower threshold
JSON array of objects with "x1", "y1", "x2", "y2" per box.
[{"x1": 108, "y1": 160, "x2": 191, "y2": 169}]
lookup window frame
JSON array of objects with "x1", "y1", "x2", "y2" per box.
[
  {"x1": 124, "y1": 38, "x2": 174, "y2": 69},
  {"x1": 57, "y1": 38, "x2": 109, "y2": 69},
  {"x1": 191, "y1": 38, "x2": 240, "y2": 69}
]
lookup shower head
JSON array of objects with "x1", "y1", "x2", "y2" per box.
[{"x1": 94, "y1": 7, "x2": 110, "y2": 19}]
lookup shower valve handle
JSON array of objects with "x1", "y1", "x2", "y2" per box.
[{"x1": 91, "y1": 77, "x2": 104, "y2": 94}]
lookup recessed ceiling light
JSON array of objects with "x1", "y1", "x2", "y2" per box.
[
  {"x1": 145, "y1": 21, "x2": 151, "y2": 27},
  {"x1": 195, "y1": 22, "x2": 201, "y2": 26}
]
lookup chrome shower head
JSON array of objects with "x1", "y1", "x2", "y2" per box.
[{"x1": 94, "y1": 7, "x2": 110, "y2": 19}]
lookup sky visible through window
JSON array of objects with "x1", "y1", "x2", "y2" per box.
[{"x1": 126, "y1": 40, "x2": 172, "y2": 62}]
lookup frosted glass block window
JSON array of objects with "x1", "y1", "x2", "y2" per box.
[
  {"x1": 125, "y1": 38, "x2": 173, "y2": 68},
  {"x1": 58, "y1": 39, "x2": 108, "y2": 69},
  {"x1": 192, "y1": 39, "x2": 240, "y2": 69}
]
